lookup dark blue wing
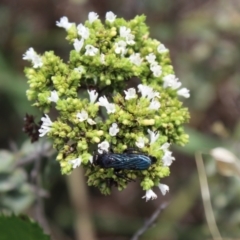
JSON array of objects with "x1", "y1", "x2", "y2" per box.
[{"x1": 106, "y1": 153, "x2": 151, "y2": 170}]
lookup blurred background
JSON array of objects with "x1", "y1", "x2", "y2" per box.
[{"x1": 1, "y1": 0, "x2": 240, "y2": 239}]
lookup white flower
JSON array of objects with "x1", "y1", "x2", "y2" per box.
[
  {"x1": 124, "y1": 88, "x2": 137, "y2": 100},
  {"x1": 88, "y1": 89, "x2": 98, "y2": 103},
  {"x1": 142, "y1": 189, "x2": 157, "y2": 201},
  {"x1": 109, "y1": 123, "x2": 120, "y2": 136},
  {"x1": 149, "y1": 99, "x2": 161, "y2": 110},
  {"x1": 138, "y1": 84, "x2": 160, "y2": 100},
  {"x1": 146, "y1": 53, "x2": 156, "y2": 64},
  {"x1": 136, "y1": 137, "x2": 145, "y2": 148},
  {"x1": 125, "y1": 33, "x2": 135, "y2": 45},
  {"x1": 147, "y1": 129, "x2": 159, "y2": 144},
  {"x1": 23, "y1": 47, "x2": 43, "y2": 68},
  {"x1": 39, "y1": 114, "x2": 53, "y2": 137},
  {"x1": 106, "y1": 11, "x2": 117, "y2": 23},
  {"x1": 157, "y1": 43, "x2": 168, "y2": 53},
  {"x1": 73, "y1": 38, "x2": 84, "y2": 52},
  {"x1": 100, "y1": 53, "x2": 106, "y2": 64},
  {"x1": 163, "y1": 74, "x2": 181, "y2": 89},
  {"x1": 177, "y1": 88, "x2": 190, "y2": 98},
  {"x1": 162, "y1": 150, "x2": 175, "y2": 166},
  {"x1": 87, "y1": 118, "x2": 96, "y2": 125},
  {"x1": 88, "y1": 12, "x2": 99, "y2": 23},
  {"x1": 160, "y1": 142, "x2": 170, "y2": 151},
  {"x1": 119, "y1": 26, "x2": 135, "y2": 45},
  {"x1": 158, "y1": 183, "x2": 169, "y2": 195},
  {"x1": 56, "y1": 16, "x2": 73, "y2": 30},
  {"x1": 69, "y1": 157, "x2": 82, "y2": 168},
  {"x1": 74, "y1": 66, "x2": 84, "y2": 73},
  {"x1": 129, "y1": 53, "x2": 142, "y2": 66},
  {"x1": 76, "y1": 110, "x2": 88, "y2": 122},
  {"x1": 77, "y1": 24, "x2": 90, "y2": 39},
  {"x1": 85, "y1": 45, "x2": 99, "y2": 56},
  {"x1": 114, "y1": 40, "x2": 127, "y2": 55},
  {"x1": 105, "y1": 103, "x2": 116, "y2": 114},
  {"x1": 98, "y1": 96, "x2": 116, "y2": 114},
  {"x1": 120, "y1": 26, "x2": 131, "y2": 38},
  {"x1": 98, "y1": 96, "x2": 109, "y2": 107},
  {"x1": 150, "y1": 62, "x2": 162, "y2": 77},
  {"x1": 48, "y1": 90, "x2": 59, "y2": 103},
  {"x1": 98, "y1": 140, "x2": 110, "y2": 153}
]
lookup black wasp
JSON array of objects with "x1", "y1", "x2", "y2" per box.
[{"x1": 93, "y1": 148, "x2": 156, "y2": 171}]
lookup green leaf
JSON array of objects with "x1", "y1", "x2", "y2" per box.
[
  {"x1": 0, "y1": 215, "x2": 51, "y2": 240},
  {"x1": 0, "y1": 169, "x2": 27, "y2": 192},
  {"x1": 0, "y1": 150, "x2": 15, "y2": 173}
]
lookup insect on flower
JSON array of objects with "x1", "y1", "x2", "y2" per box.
[{"x1": 93, "y1": 148, "x2": 156, "y2": 171}]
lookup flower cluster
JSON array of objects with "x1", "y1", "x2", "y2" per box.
[{"x1": 23, "y1": 12, "x2": 190, "y2": 200}]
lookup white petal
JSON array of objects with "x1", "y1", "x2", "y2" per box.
[
  {"x1": 136, "y1": 137, "x2": 145, "y2": 148},
  {"x1": 88, "y1": 12, "x2": 99, "y2": 23},
  {"x1": 77, "y1": 24, "x2": 90, "y2": 39},
  {"x1": 87, "y1": 89, "x2": 98, "y2": 103},
  {"x1": 56, "y1": 16, "x2": 73, "y2": 30},
  {"x1": 73, "y1": 38, "x2": 84, "y2": 52},
  {"x1": 158, "y1": 183, "x2": 169, "y2": 195},
  {"x1": 124, "y1": 88, "x2": 137, "y2": 100},
  {"x1": 109, "y1": 123, "x2": 120, "y2": 136},
  {"x1": 76, "y1": 110, "x2": 88, "y2": 122},
  {"x1": 157, "y1": 44, "x2": 168, "y2": 53},
  {"x1": 98, "y1": 140, "x2": 110, "y2": 153},
  {"x1": 106, "y1": 11, "x2": 117, "y2": 23},
  {"x1": 48, "y1": 90, "x2": 59, "y2": 103},
  {"x1": 177, "y1": 88, "x2": 190, "y2": 98},
  {"x1": 142, "y1": 189, "x2": 157, "y2": 201}
]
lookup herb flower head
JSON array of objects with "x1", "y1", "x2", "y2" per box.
[{"x1": 23, "y1": 12, "x2": 190, "y2": 199}]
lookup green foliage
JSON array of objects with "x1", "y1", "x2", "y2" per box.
[
  {"x1": 0, "y1": 149, "x2": 34, "y2": 213},
  {"x1": 0, "y1": 215, "x2": 50, "y2": 240}
]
